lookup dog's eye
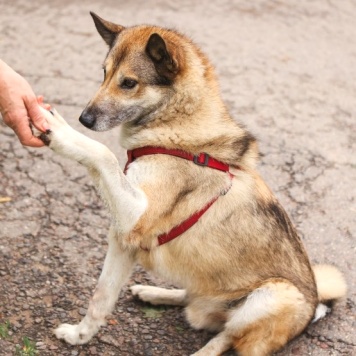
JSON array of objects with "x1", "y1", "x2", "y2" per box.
[{"x1": 121, "y1": 78, "x2": 138, "y2": 90}]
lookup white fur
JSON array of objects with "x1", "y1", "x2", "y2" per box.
[
  {"x1": 312, "y1": 303, "x2": 330, "y2": 323},
  {"x1": 226, "y1": 287, "x2": 277, "y2": 332},
  {"x1": 130, "y1": 285, "x2": 187, "y2": 306},
  {"x1": 55, "y1": 225, "x2": 135, "y2": 344},
  {"x1": 313, "y1": 264, "x2": 347, "y2": 301}
]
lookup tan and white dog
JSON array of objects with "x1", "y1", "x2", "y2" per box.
[{"x1": 35, "y1": 12, "x2": 346, "y2": 355}]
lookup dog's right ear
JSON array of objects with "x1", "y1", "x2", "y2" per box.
[{"x1": 90, "y1": 12, "x2": 124, "y2": 47}]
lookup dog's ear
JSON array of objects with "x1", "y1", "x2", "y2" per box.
[
  {"x1": 146, "y1": 33, "x2": 179, "y2": 82},
  {"x1": 90, "y1": 12, "x2": 124, "y2": 47}
]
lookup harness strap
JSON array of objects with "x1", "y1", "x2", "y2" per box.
[
  {"x1": 124, "y1": 146, "x2": 234, "y2": 248},
  {"x1": 125, "y1": 146, "x2": 230, "y2": 173},
  {"x1": 157, "y1": 196, "x2": 219, "y2": 246}
]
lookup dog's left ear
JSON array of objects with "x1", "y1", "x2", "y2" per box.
[
  {"x1": 90, "y1": 12, "x2": 124, "y2": 47},
  {"x1": 146, "y1": 33, "x2": 179, "y2": 82}
]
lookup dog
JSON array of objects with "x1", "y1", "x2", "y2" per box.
[{"x1": 34, "y1": 12, "x2": 347, "y2": 355}]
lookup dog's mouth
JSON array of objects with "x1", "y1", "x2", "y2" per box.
[
  {"x1": 79, "y1": 105, "x2": 148, "y2": 131},
  {"x1": 79, "y1": 100, "x2": 163, "y2": 131}
]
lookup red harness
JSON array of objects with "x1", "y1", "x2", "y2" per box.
[{"x1": 125, "y1": 146, "x2": 234, "y2": 248}]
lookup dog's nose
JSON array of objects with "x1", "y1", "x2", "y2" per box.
[{"x1": 79, "y1": 110, "x2": 96, "y2": 129}]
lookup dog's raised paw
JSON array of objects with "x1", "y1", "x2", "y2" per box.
[{"x1": 39, "y1": 130, "x2": 52, "y2": 146}]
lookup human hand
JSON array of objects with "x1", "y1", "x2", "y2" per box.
[{"x1": 0, "y1": 60, "x2": 50, "y2": 147}]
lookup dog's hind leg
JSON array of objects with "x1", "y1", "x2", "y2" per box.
[
  {"x1": 191, "y1": 331, "x2": 232, "y2": 356},
  {"x1": 55, "y1": 225, "x2": 135, "y2": 345},
  {"x1": 130, "y1": 285, "x2": 187, "y2": 306},
  {"x1": 227, "y1": 280, "x2": 314, "y2": 356},
  {"x1": 190, "y1": 280, "x2": 315, "y2": 355}
]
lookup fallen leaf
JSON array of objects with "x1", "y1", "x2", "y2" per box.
[
  {"x1": 107, "y1": 319, "x2": 118, "y2": 325},
  {"x1": 0, "y1": 197, "x2": 11, "y2": 203}
]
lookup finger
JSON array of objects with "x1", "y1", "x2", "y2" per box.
[
  {"x1": 37, "y1": 95, "x2": 51, "y2": 110},
  {"x1": 12, "y1": 117, "x2": 45, "y2": 147},
  {"x1": 37, "y1": 95, "x2": 44, "y2": 105},
  {"x1": 22, "y1": 135, "x2": 46, "y2": 148},
  {"x1": 24, "y1": 96, "x2": 50, "y2": 132}
]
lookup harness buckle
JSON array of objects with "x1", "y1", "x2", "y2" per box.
[{"x1": 193, "y1": 153, "x2": 209, "y2": 166}]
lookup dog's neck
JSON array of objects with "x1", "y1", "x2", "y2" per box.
[{"x1": 120, "y1": 99, "x2": 259, "y2": 170}]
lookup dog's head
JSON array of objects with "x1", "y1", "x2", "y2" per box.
[{"x1": 79, "y1": 12, "x2": 199, "y2": 131}]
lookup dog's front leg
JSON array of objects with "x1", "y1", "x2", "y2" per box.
[
  {"x1": 37, "y1": 108, "x2": 147, "y2": 238},
  {"x1": 34, "y1": 109, "x2": 146, "y2": 344},
  {"x1": 55, "y1": 225, "x2": 135, "y2": 345}
]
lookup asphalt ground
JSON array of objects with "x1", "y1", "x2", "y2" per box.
[{"x1": 0, "y1": 0, "x2": 355, "y2": 355}]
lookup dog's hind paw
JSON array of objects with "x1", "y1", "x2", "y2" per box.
[
  {"x1": 130, "y1": 284, "x2": 158, "y2": 303},
  {"x1": 54, "y1": 323, "x2": 93, "y2": 345},
  {"x1": 130, "y1": 285, "x2": 187, "y2": 306}
]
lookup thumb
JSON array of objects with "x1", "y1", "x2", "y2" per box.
[{"x1": 24, "y1": 96, "x2": 50, "y2": 132}]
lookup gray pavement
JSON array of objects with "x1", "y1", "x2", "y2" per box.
[{"x1": 0, "y1": 0, "x2": 355, "y2": 355}]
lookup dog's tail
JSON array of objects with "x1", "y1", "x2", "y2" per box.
[{"x1": 311, "y1": 264, "x2": 347, "y2": 322}]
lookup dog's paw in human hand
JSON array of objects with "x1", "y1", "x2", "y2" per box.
[
  {"x1": 34, "y1": 107, "x2": 69, "y2": 146},
  {"x1": 32, "y1": 107, "x2": 83, "y2": 157}
]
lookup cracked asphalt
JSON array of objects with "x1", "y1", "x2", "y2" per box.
[{"x1": 0, "y1": 0, "x2": 355, "y2": 355}]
